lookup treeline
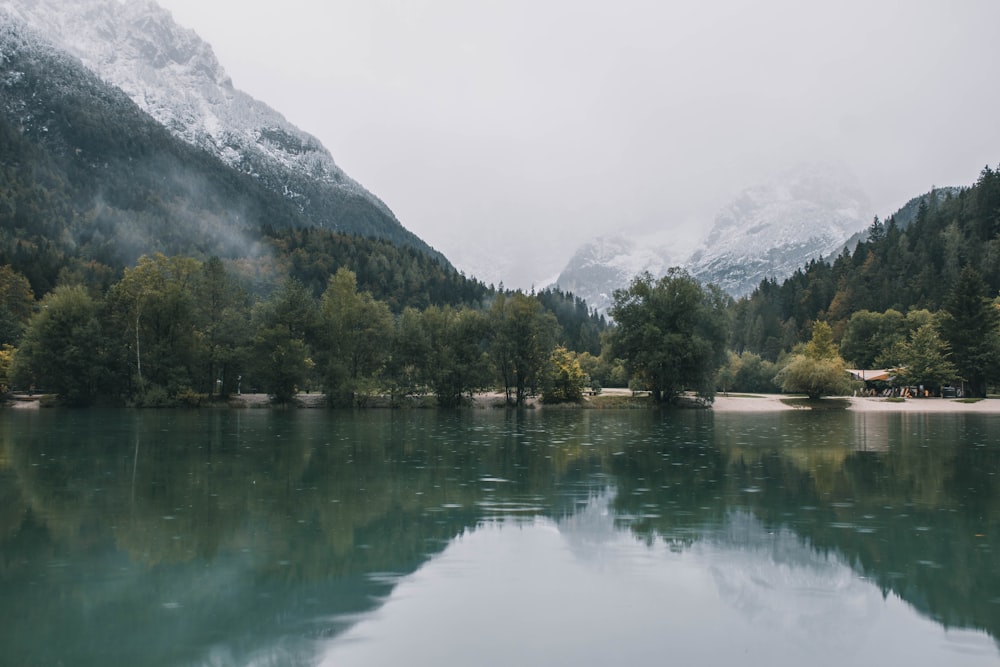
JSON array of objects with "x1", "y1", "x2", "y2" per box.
[
  {"x1": 264, "y1": 227, "x2": 489, "y2": 312},
  {"x1": 0, "y1": 253, "x2": 610, "y2": 407}
]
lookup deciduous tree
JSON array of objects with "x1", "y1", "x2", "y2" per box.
[
  {"x1": 608, "y1": 269, "x2": 730, "y2": 403},
  {"x1": 775, "y1": 321, "x2": 852, "y2": 399},
  {"x1": 108, "y1": 253, "x2": 202, "y2": 401},
  {"x1": 250, "y1": 278, "x2": 319, "y2": 402},
  {"x1": 488, "y1": 292, "x2": 558, "y2": 405},
  {"x1": 12, "y1": 285, "x2": 104, "y2": 405},
  {"x1": 0, "y1": 264, "x2": 35, "y2": 345},
  {"x1": 541, "y1": 346, "x2": 587, "y2": 403},
  {"x1": 319, "y1": 268, "x2": 393, "y2": 406}
]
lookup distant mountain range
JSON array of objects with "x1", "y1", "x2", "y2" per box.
[
  {"x1": 553, "y1": 164, "x2": 888, "y2": 312},
  {"x1": 0, "y1": 0, "x2": 445, "y2": 264}
]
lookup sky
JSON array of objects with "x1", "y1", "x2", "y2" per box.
[{"x1": 154, "y1": 0, "x2": 1000, "y2": 289}]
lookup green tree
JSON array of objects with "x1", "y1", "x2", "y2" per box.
[
  {"x1": 409, "y1": 306, "x2": 491, "y2": 407},
  {"x1": 488, "y1": 292, "x2": 558, "y2": 405},
  {"x1": 192, "y1": 257, "x2": 252, "y2": 397},
  {"x1": 242, "y1": 278, "x2": 319, "y2": 403},
  {"x1": 938, "y1": 267, "x2": 1000, "y2": 397},
  {"x1": 867, "y1": 215, "x2": 885, "y2": 243},
  {"x1": 576, "y1": 351, "x2": 608, "y2": 392},
  {"x1": 11, "y1": 286, "x2": 105, "y2": 405},
  {"x1": 839, "y1": 309, "x2": 905, "y2": 368},
  {"x1": 107, "y1": 253, "x2": 202, "y2": 402},
  {"x1": 775, "y1": 321, "x2": 852, "y2": 399},
  {"x1": 387, "y1": 306, "x2": 430, "y2": 400},
  {"x1": 0, "y1": 264, "x2": 35, "y2": 345},
  {"x1": 608, "y1": 270, "x2": 730, "y2": 403},
  {"x1": 716, "y1": 350, "x2": 779, "y2": 394},
  {"x1": 0, "y1": 344, "x2": 15, "y2": 394},
  {"x1": 250, "y1": 278, "x2": 319, "y2": 402},
  {"x1": 891, "y1": 323, "x2": 957, "y2": 393},
  {"x1": 250, "y1": 323, "x2": 313, "y2": 403},
  {"x1": 319, "y1": 268, "x2": 393, "y2": 406}
]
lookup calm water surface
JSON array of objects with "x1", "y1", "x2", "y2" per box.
[{"x1": 1, "y1": 408, "x2": 999, "y2": 666}]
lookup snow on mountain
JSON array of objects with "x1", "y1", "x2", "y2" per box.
[
  {"x1": 0, "y1": 0, "x2": 438, "y2": 254},
  {"x1": 553, "y1": 164, "x2": 871, "y2": 311},
  {"x1": 687, "y1": 163, "x2": 870, "y2": 296},
  {"x1": 553, "y1": 235, "x2": 676, "y2": 314}
]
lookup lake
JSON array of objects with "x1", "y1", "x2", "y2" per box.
[{"x1": 1, "y1": 407, "x2": 999, "y2": 666}]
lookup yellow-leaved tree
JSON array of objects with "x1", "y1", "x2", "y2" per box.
[
  {"x1": 775, "y1": 321, "x2": 853, "y2": 399},
  {"x1": 541, "y1": 346, "x2": 587, "y2": 403}
]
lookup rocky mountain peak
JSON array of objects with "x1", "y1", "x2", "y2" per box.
[
  {"x1": 553, "y1": 163, "x2": 872, "y2": 312},
  {"x1": 1, "y1": 0, "x2": 390, "y2": 214},
  {"x1": 687, "y1": 163, "x2": 870, "y2": 296}
]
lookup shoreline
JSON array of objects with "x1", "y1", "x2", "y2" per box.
[
  {"x1": 8, "y1": 391, "x2": 1000, "y2": 414},
  {"x1": 711, "y1": 393, "x2": 1000, "y2": 413}
]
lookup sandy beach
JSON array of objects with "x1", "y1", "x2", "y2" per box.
[{"x1": 711, "y1": 393, "x2": 1000, "y2": 413}]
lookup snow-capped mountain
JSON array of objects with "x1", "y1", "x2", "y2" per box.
[
  {"x1": 554, "y1": 164, "x2": 871, "y2": 311},
  {"x1": 553, "y1": 236, "x2": 676, "y2": 314},
  {"x1": 687, "y1": 164, "x2": 870, "y2": 296},
  {"x1": 0, "y1": 0, "x2": 443, "y2": 260}
]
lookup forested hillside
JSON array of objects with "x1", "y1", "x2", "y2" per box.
[
  {"x1": 0, "y1": 20, "x2": 447, "y2": 296},
  {"x1": 732, "y1": 166, "x2": 1000, "y2": 358},
  {"x1": 726, "y1": 165, "x2": 1000, "y2": 396}
]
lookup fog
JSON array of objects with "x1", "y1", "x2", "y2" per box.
[{"x1": 156, "y1": 0, "x2": 1000, "y2": 288}]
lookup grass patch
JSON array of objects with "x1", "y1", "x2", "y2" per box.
[
  {"x1": 884, "y1": 397, "x2": 906, "y2": 403},
  {"x1": 954, "y1": 397, "x2": 984, "y2": 404}
]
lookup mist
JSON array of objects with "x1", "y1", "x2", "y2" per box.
[{"x1": 154, "y1": 0, "x2": 1000, "y2": 288}]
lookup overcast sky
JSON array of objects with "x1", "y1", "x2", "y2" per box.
[{"x1": 155, "y1": 0, "x2": 1000, "y2": 288}]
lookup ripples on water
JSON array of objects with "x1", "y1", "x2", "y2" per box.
[{"x1": 1, "y1": 409, "x2": 999, "y2": 665}]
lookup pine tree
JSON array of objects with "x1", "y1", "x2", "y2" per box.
[{"x1": 938, "y1": 267, "x2": 1000, "y2": 397}]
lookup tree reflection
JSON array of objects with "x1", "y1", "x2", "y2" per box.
[
  {"x1": 1, "y1": 409, "x2": 1000, "y2": 664},
  {"x1": 607, "y1": 411, "x2": 1000, "y2": 641}
]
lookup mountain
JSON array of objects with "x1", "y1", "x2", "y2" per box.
[
  {"x1": 553, "y1": 164, "x2": 871, "y2": 310},
  {"x1": 686, "y1": 164, "x2": 871, "y2": 296},
  {"x1": 1, "y1": 15, "x2": 482, "y2": 310},
  {"x1": 0, "y1": 0, "x2": 444, "y2": 263},
  {"x1": 1, "y1": 15, "x2": 274, "y2": 290},
  {"x1": 552, "y1": 236, "x2": 677, "y2": 315}
]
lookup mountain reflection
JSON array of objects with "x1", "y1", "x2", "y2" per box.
[{"x1": 1, "y1": 409, "x2": 999, "y2": 665}]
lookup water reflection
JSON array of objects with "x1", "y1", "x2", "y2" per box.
[
  {"x1": 1, "y1": 409, "x2": 999, "y2": 665},
  {"x1": 322, "y1": 496, "x2": 997, "y2": 667}
]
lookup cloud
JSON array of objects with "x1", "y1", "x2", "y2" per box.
[{"x1": 156, "y1": 0, "x2": 1000, "y2": 287}]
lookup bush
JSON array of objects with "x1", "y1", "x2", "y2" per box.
[
  {"x1": 176, "y1": 388, "x2": 209, "y2": 407},
  {"x1": 775, "y1": 355, "x2": 852, "y2": 399}
]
